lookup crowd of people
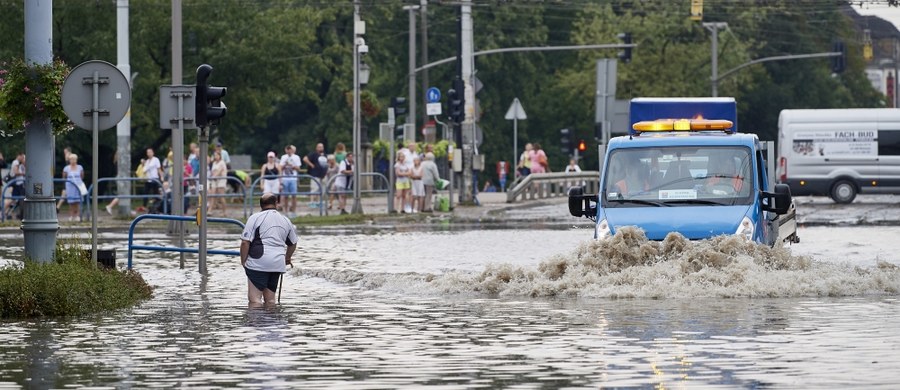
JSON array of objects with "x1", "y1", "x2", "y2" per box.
[
  {"x1": 3, "y1": 138, "x2": 587, "y2": 222},
  {"x1": 392, "y1": 140, "x2": 442, "y2": 213}
]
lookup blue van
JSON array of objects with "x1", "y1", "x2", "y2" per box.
[{"x1": 568, "y1": 98, "x2": 798, "y2": 246}]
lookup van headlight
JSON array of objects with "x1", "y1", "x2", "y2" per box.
[
  {"x1": 735, "y1": 216, "x2": 754, "y2": 240},
  {"x1": 595, "y1": 218, "x2": 611, "y2": 240}
]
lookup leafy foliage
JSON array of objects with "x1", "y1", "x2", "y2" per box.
[
  {"x1": 0, "y1": 58, "x2": 72, "y2": 136},
  {"x1": 0, "y1": 238, "x2": 153, "y2": 318}
]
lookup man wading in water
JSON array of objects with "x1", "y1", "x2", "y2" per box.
[{"x1": 240, "y1": 193, "x2": 298, "y2": 306}]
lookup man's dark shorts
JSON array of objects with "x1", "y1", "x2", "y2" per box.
[{"x1": 244, "y1": 267, "x2": 282, "y2": 292}]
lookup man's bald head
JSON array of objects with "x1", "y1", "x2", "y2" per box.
[{"x1": 260, "y1": 192, "x2": 278, "y2": 209}]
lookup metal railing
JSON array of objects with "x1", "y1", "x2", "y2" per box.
[
  {"x1": 322, "y1": 172, "x2": 390, "y2": 215},
  {"x1": 245, "y1": 174, "x2": 324, "y2": 216},
  {"x1": 506, "y1": 171, "x2": 600, "y2": 203},
  {"x1": 86, "y1": 177, "x2": 167, "y2": 217},
  {"x1": 126, "y1": 214, "x2": 244, "y2": 269},
  {"x1": 184, "y1": 175, "x2": 249, "y2": 218}
]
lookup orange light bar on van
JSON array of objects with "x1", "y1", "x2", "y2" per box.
[{"x1": 632, "y1": 119, "x2": 735, "y2": 133}]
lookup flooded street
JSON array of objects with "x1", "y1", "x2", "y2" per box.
[{"x1": 2, "y1": 206, "x2": 900, "y2": 388}]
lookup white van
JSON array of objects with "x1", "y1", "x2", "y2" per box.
[{"x1": 777, "y1": 108, "x2": 900, "y2": 203}]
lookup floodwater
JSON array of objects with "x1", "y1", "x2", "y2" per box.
[{"x1": 1, "y1": 218, "x2": 900, "y2": 388}]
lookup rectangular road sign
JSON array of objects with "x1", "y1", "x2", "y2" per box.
[
  {"x1": 159, "y1": 85, "x2": 197, "y2": 129},
  {"x1": 426, "y1": 102, "x2": 442, "y2": 115}
]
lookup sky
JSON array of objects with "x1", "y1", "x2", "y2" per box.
[{"x1": 853, "y1": 2, "x2": 900, "y2": 31}]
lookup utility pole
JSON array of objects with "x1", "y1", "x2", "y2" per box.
[
  {"x1": 420, "y1": 0, "x2": 429, "y2": 121},
  {"x1": 404, "y1": 5, "x2": 419, "y2": 133},
  {"x1": 22, "y1": 0, "x2": 58, "y2": 263},
  {"x1": 704, "y1": 22, "x2": 727, "y2": 97},
  {"x1": 116, "y1": 0, "x2": 132, "y2": 216},
  {"x1": 459, "y1": 0, "x2": 475, "y2": 204}
]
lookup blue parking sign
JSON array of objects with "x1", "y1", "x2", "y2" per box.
[{"x1": 426, "y1": 87, "x2": 441, "y2": 103}]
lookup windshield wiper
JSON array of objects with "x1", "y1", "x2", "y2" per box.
[
  {"x1": 663, "y1": 199, "x2": 727, "y2": 206},
  {"x1": 607, "y1": 198, "x2": 669, "y2": 207}
]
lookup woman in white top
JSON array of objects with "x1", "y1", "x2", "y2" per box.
[
  {"x1": 62, "y1": 154, "x2": 85, "y2": 222},
  {"x1": 260, "y1": 151, "x2": 282, "y2": 196},
  {"x1": 324, "y1": 154, "x2": 339, "y2": 209},
  {"x1": 394, "y1": 152, "x2": 412, "y2": 213},
  {"x1": 410, "y1": 156, "x2": 425, "y2": 213},
  {"x1": 210, "y1": 151, "x2": 229, "y2": 215}
]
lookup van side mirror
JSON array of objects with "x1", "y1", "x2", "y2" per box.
[
  {"x1": 761, "y1": 183, "x2": 792, "y2": 215},
  {"x1": 568, "y1": 186, "x2": 597, "y2": 218}
]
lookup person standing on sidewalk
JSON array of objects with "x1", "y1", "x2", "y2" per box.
[
  {"x1": 279, "y1": 145, "x2": 302, "y2": 217},
  {"x1": 141, "y1": 148, "x2": 163, "y2": 211},
  {"x1": 240, "y1": 193, "x2": 298, "y2": 307},
  {"x1": 303, "y1": 143, "x2": 326, "y2": 208},
  {"x1": 62, "y1": 153, "x2": 85, "y2": 222},
  {"x1": 420, "y1": 152, "x2": 441, "y2": 212}
]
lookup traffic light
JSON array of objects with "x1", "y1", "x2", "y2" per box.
[
  {"x1": 618, "y1": 32, "x2": 632, "y2": 64},
  {"x1": 448, "y1": 77, "x2": 465, "y2": 123},
  {"x1": 195, "y1": 64, "x2": 227, "y2": 128},
  {"x1": 577, "y1": 139, "x2": 587, "y2": 152},
  {"x1": 560, "y1": 128, "x2": 572, "y2": 155},
  {"x1": 831, "y1": 40, "x2": 845, "y2": 73},
  {"x1": 391, "y1": 96, "x2": 408, "y2": 117}
]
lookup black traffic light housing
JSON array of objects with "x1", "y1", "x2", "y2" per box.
[
  {"x1": 618, "y1": 32, "x2": 632, "y2": 64},
  {"x1": 196, "y1": 64, "x2": 227, "y2": 127},
  {"x1": 832, "y1": 40, "x2": 845, "y2": 74},
  {"x1": 448, "y1": 77, "x2": 465, "y2": 123},
  {"x1": 560, "y1": 128, "x2": 572, "y2": 155},
  {"x1": 391, "y1": 96, "x2": 408, "y2": 117}
]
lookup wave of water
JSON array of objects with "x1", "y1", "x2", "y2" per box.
[{"x1": 294, "y1": 227, "x2": 900, "y2": 299}]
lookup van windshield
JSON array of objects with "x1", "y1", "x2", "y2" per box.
[{"x1": 602, "y1": 146, "x2": 753, "y2": 207}]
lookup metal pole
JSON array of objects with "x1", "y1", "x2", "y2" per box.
[
  {"x1": 460, "y1": 0, "x2": 474, "y2": 204},
  {"x1": 420, "y1": 0, "x2": 429, "y2": 121},
  {"x1": 171, "y1": 0, "x2": 185, "y2": 266},
  {"x1": 199, "y1": 127, "x2": 208, "y2": 274},
  {"x1": 175, "y1": 95, "x2": 185, "y2": 269},
  {"x1": 171, "y1": 0, "x2": 182, "y2": 84},
  {"x1": 91, "y1": 71, "x2": 99, "y2": 266},
  {"x1": 116, "y1": 0, "x2": 132, "y2": 216},
  {"x1": 404, "y1": 5, "x2": 419, "y2": 134},
  {"x1": 704, "y1": 22, "x2": 726, "y2": 97},
  {"x1": 351, "y1": 0, "x2": 363, "y2": 214},
  {"x1": 387, "y1": 108, "x2": 395, "y2": 213},
  {"x1": 23, "y1": 0, "x2": 58, "y2": 263},
  {"x1": 513, "y1": 117, "x2": 517, "y2": 175}
]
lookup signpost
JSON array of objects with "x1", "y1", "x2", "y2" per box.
[
  {"x1": 61, "y1": 60, "x2": 131, "y2": 265},
  {"x1": 504, "y1": 97, "x2": 527, "y2": 171},
  {"x1": 159, "y1": 85, "x2": 196, "y2": 269},
  {"x1": 426, "y1": 87, "x2": 442, "y2": 116}
]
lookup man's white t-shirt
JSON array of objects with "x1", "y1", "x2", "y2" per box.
[
  {"x1": 143, "y1": 157, "x2": 161, "y2": 179},
  {"x1": 280, "y1": 154, "x2": 302, "y2": 181},
  {"x1": 241, "y1": 209, "x2": 298, "y2": 272}
]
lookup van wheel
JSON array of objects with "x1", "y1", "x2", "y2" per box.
[{"x1": 830, "y1": 180, "x2": 857, "y2": 204}]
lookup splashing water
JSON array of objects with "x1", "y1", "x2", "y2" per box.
[{"x1": 296, "y1": 227, "x2": 900, "y2": 299}]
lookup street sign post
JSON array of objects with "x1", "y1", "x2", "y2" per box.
[
  {"x1": 61, "y1": 60, "x2": 131, "y2": 266},
  {"x1": 426, "y1": 87, "x2": 442, "y2": 116},
  {"x1": 159, "y1": 85, "x2": 196, "y2": 269},
  {"x1": 504, "y1": 97, "x2": 527, "y2": 172}
]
